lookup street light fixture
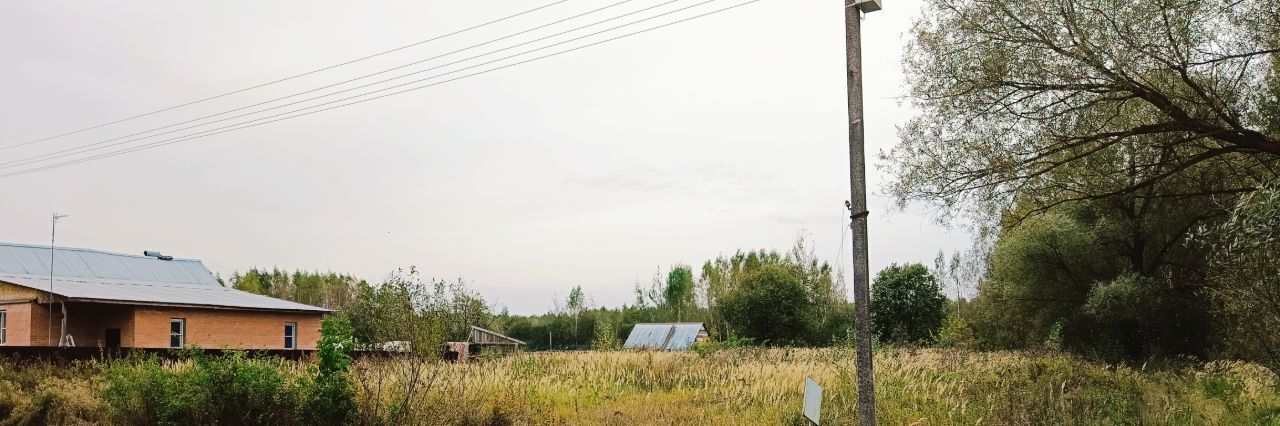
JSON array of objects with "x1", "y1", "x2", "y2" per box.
[{"x1": 851, "y1": 0, "x2": 882, "y2": 12}]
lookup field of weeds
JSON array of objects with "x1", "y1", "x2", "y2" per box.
[
  {"x1": 353, "y1": 348, "x2": 1280, "y2": 425},
  {"x1": 0, "y1": 348, "x2": 1277, "y2": 425}
]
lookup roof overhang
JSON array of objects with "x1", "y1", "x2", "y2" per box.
[{"x1": 59, "y1": 297, "x2": 329, "y2": 314}]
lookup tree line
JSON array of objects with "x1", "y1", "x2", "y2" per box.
[{"x1": 224, "y1": 236, "x2": 896, "y2": 352}]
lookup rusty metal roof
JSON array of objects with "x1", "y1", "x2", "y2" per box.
[
  {"x1": 622, "y1": 323, "x2": 706, "y2": 351},
  {"x1": 0, "y1": 242, "x2": 327, "y2": 312}
]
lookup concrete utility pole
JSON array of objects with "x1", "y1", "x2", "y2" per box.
[{"x1": 844, "y1": 0, "x2": 880, "y2": 424}]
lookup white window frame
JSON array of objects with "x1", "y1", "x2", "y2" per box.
[
  {"x1": 284, "y1": 322, "x2": 297, "y2": 350},
  {"x1": 170, "y1": 318, "x2": 185, "y2": 348},
  {"x1": 0, "y1": 310, "x2": 7, "y2": 345}
]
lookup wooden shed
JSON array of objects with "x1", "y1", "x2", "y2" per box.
[{"x1": 443, "y1": 326, "x2": 525, "y2": 362}]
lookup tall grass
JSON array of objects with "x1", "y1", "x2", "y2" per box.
[
  {"x1": 0, "y1": 359, "x2": 102, "y2": 425},
  {"x1": 350, "y1": 348, "x2": 1280, "y2": 425},
  {"x1": 0, "y1": 348, "x2": 1276, "y2": 425}
]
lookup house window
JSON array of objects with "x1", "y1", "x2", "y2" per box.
[
  {"x1": 284, "y1": 322, "x2": 297, "y2": 350},
  {"x1": 0, "y1": 311, "x2": 6, "y2": 345},
  {"x1": 170, "y1": 318, "x2": 185, "y2": 348}
]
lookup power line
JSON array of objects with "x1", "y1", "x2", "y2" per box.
[
  {"x1": 0, "y1": 0, "x2": 680, "y2": 170},
  {"x1": 0, "y1": 0, "x2": 764, "y2": 180},
  {"x1": 836, "y1": 205, "x2": 848, "y2": 269},
  {"x1": 0, "y1": 0, "x2": 568, "y2": 152},
  {"x1": 1, "y1": 0, "x2": 706, "y2": 171}
]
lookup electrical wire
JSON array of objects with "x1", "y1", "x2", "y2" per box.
[
  {"x1": 0, "y1": 0, "x2": 681, "y2": 170},
  {"x1": 0, "y1": 0, "x2": 568, "y2": 151},
  {"x1": 836, "y1": 205, "x2": 850, "y2": 290},
  {"x1": 836, "y1": 207, "x2": 848, "y2": 266},
  {"x1": 0, "y1": 0, "x2": 763, "y2": 180}
]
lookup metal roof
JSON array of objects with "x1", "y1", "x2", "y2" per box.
[
  {"x1": 622, "y1": 323, "x2": 706, "y2": 351},
  {"x1": 0, "y1": 243, "x2": 218, "y2": 285},
  {"x1": 0, "y1": 243, "x2": 327, "y2": 313}
]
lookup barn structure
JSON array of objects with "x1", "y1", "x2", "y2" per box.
[
  {"x1": 0, "y1": 243, "x2": 328, "y2": 350},
  {"x1": 623, "y1": 322, "x2": 709, "y2": 351},
  {"x1": 443, "y1": 326, "x2": 525, "y2": 362}
]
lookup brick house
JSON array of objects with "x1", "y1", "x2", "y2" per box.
[{"x1": 0, "y1": 243, "x2": 328, "y2": 350}]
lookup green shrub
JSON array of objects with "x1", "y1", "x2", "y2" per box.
[
  {"x1": 97, "y1": 344, "x2": 357, "y2": 425},
  {"x1": 690, "y1": 334, "x2": 756, "y2": 357},
  {"x1": 310, "y1": 315, "x2": 357, "y2": 425},
  {"x1": 101, "y1": 351, "x2": 323, "y2": 425},
  {"x1": 937, "y1": 311, "x2": 978, "y2": 349}
]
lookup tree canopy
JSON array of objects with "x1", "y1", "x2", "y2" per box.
[
  {"x1": 887, "y1": 0, "x2": 1280, "y2": 226},
  {"x1": 718, "y1": 263, "x2": 813, "y2": 345},
  {"x1": 665, "y1": 266, "x2": 695, "y2": 322},
  {"x1": 870, "y1": 264, "x2": 947, "y2": 345}
]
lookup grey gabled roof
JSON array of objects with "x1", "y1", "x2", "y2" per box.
[
  {"x1": 623, "y1": 323, "x2": 706, "y2": 351},
  {"x1": 0, "y1": 243, "x2": 218, "y2": 285},
  {"x1": 0, "y1": 242, "x2": 327, "y2": 313}
]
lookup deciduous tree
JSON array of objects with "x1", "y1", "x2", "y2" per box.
[
  {"x1": 887, "y1": 0, "x2": 1280, "y2": 227},
  {"x1": 870, "y1": 264, "x2": 947, "y2": 345}
]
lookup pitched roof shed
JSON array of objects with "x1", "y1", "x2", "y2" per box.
[{"x1": 622, "y1": 322, "x2": 708, "y2": 351}]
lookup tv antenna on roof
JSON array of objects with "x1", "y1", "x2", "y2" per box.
[{"x1": 49, "y1": 213, "x2": 68, "y2": 347}]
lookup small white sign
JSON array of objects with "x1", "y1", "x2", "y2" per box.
[{"x1": 803, "y1": 377, "x2": 822, "y2": 425}]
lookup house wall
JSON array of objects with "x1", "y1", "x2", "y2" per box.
[
  {"x1": 0, "y1": 282, "x2": 60, "y2": 346},
  {"x1": 0, "y1": 302, "x2": 33, "y2": 346},
  {"x1": 0, "y1": 281, "x2": 39, "y2": 302},
  {"x1": 29, "y1": 301, "x2": 53, "y2": 346},
  {"x1": 0, "y1": 282, "x2": 324, "y2": 350},
  {"x1": 63, "y1": 303, "x2": 135, "y2": 348},
  {"x1": 18, "y1": 302, "x2": 129, "y2": 347},
  {"x1": 0, "y1": 299, "x2": 322, "y2": 349},
  {"x1": 132, "y1": 307, "x2": 323, "y2": 350}
]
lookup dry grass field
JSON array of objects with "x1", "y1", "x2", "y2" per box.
[
  {"x1": 1, "y1": 348, "x2": 1278, "y2": 425},
  {"x1": 352, "y1": 348, "x2": 1280, "y2": 425}
]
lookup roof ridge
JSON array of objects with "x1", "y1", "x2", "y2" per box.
[
  {"x1": 0, "y1": 274, "x2": 233, "y2": 291},
  {"x1": 0, "y1": 242, "x2": 200, "y2": 262}
]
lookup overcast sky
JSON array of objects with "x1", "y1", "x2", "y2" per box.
[{"x1": 0, "y1": 0, "x2": 970, "y2": 314}]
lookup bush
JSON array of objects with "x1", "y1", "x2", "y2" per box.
[
  {"x1": 937, "y1": 309, "x2": 978, "y2": 349},
  {"x1": 311, "y1": 315, "x2": 357, "y2": 425},
  {"x1": 102, "y1": 324, "x2": 357, "y2": 426},
  {"x1": 690, "y1": 334, "x2": 756, "y2": 357},
  {"x1": 102, "y1": 351, "x2": 312, "y2": 425},
  {"x1": 0, "y1": 361, "x2": 105, "y2": 425}
]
